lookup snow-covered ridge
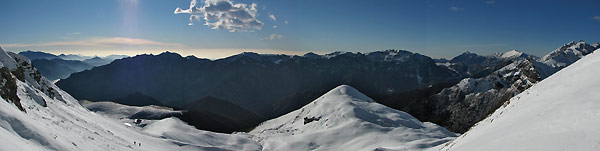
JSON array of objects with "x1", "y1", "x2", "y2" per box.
[
  {"x1": 491, "y1": 50, "x2": 532, "y2": 59},
  {"x1": 143, "y1": 117, "x2": 261, "y2": 150},
  {"x1": 425, "y1": 57, "x2": 541, "y2": 132},
  {"x1": 540, "y1": 40, "x2": 599, "y2": 68},
  {"x1": 442, "y1": 48, "x2": 600, "y2": 151},
  {"x1": 499, "y1": 50, "x2": 523, "y2": 58},
  {"x1": 250, "y1": 85, "x2": 456, "y2": 151}
]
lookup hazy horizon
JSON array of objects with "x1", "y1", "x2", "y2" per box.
[
  {"x1": 1, "y1": 0, "x2": 599, "y2": 59},
  {"x1": 1, "y1": 42, "x2": 583, "y2": 60}
]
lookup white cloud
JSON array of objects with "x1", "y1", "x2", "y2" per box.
[
  {"x1": 267, "y1": 34, "x2": 284, "y2": 40},
  {"x1": 273, "y1": 26, "x2": 278, "y2": 28},
  {"x1": 284, "y1": 20, "x2": 288, "y2": 24},
  {"x1": 175, "y1": 0, "x2": 265, "y2": 32},
  {"x1": 269, "y1": 14, "x2": 277, "y2": 21},
  {"x1": 485, "y1": 0, "x2": 496, "y2": 4},
  {"x1": 593, "y1": 16, "x2": 600, "y2": 21},
  {"x1": 450, "y1": 6, "x2": 464, "y2": 12},
  {"x1": 1, "y1": 37, "x2": 184, "y2": 49}
]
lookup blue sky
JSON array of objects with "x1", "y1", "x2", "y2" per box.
[{"x1": 0, "y1": 0, "x2": 599, "y2": 59}]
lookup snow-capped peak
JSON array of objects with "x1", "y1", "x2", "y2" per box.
[
  {"x1": 540, "y1": 40, "x2": 598, "y2": 68},
  {"x1": 0, "y1": 47, "x2": 17, "y2": 69},
  {"x1": 250, "y1": 85, "x2": 456, "y2": 151},
  {"x1": 313, "y1": 85, "x2": 374, "y2": 103},
  {"x1": 500, "y1": 50, "x2": 523, "y2": 58},
  {"x1": 490, "y1": 49, "x2": 533, "y2": 60}
]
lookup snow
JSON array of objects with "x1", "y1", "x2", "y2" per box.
[
  {"x1": 250, "y1": 85, "x2": 456, "y2": 151},
  {"x1": 2, "y1": 48, "x2": 457, "y2": 151},
  {"x1": 1, "y1": 51, "x2": 455, "y2": 151},
  {"x1": 441, "y1": 50, "x2": 600, "y2": 150},
  {"x1": 499, "y1": 50, "x2": 523, "y2": 59},
  {"x1": 0, "y1": 47, "x2": 260, "y2": 151},
  {"x1": 143, "y1": 117, "x2": 261, "y2": 151},
  {"x1": 540, "y1": 41, "x2": 598, "y2": 68}
]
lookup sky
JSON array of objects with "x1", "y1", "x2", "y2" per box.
[{"x1": 0, "y1": 0, "x2": 599, "y2": 59}]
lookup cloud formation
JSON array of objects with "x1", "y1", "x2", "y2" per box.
[
  {"x1": 267, "y1": 34, "x2": 283, "y2": 40},
  {"x1": 593, "y1": 16, "x2": 600, "y2": 21},
  {"x1": 450, "y1": 6, "x2": 464, "y2": 12},
  {"x1": 485, "y1": 0, "x2": 496, "y2": 4},
  {"x1": 175, "y1": 0, "x2": 264, "y2": 32},
  {"x1": 269, "y1": 14, "x2": 277, "y2": 21},
  {"x1": 1, "y1": 37, "x2": 184, "y2": 49}
]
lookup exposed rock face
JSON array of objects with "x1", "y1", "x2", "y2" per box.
[
  {"x1": 424, "y1": 58, "x2": 541, "y2": 132},
  {"x1": 0, "y1": 66, "x2": 23, "y2": 111},
  {"x1": 1, "y1": 47, "x2": 65, "y2": 112}
]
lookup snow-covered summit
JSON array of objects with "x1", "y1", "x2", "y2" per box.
[
  {"x1": 250, "y1": 85, "x2": 456, "y2": 151},
  {"x1": 502, "y1": 49, "x2": 522, "y2": 58},
  {"x1": 540, "y1": 40, "x2": 599, "y2": 68},
  {"x1": 493, "y1": 49, "x2": 532, "y2": 59},
  {"x1": 442, "y1": 49, "x2": 600, "y2": 151}
]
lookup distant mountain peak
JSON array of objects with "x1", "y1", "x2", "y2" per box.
[
  {"x1": 541, "y1": 40, "x2": 598, "y2": 68},
  {"x1": 222, "y1": 51, "x2": 267, "y2": 62},
  {"x1": 495, "y1": 49, "x2": 528, "y2": 59},
  {"x1": 17, "y1": 50, "x2": 59, "y2": 60},
  {"x1": 302, "y1": 52, "x2": 321, "y2": 59},
  {"x1": 457, "y1": 51, "x2": 480, "y2": 57},
  {"x1": 450, "y1": 51, "x2": 485, "y2": 63},
  {"x1": 157, "y1": 51, "x2": 183, "y2": 58}
]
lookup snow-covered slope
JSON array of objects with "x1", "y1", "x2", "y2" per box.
[
  {"x1": 250, "y1": 85, "x2": 456, "y2": 151},
  {"x1": 143, "y1": 117, "x2": 261, "y2": 151},
  {"x1": 441, "y1": 49, "x2": 600, "y2": 151},
  {"x1": 0, "y1": 46, "x2": 258, "y2": 151}
]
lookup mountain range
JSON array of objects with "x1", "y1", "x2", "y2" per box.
[
  {"x1": 0, "y1": 46, "x2": 457, "y2": 150},
  {"x1": 412, "y1": 40, "x2": 599, "y2": 132},
  {"x1": 17, "y1": 51, "x2": 128, "y2": 81},
  {"x1": 52, "y1": 41, "x2": 599, "y2": 133},
  {"x1": 1, "y1": 40, "x2": 600, "y2": 150},
  {"x1": 442, "y1": 44, "x2": 600, "y2": 151},
  {"x1": 0, "y1": 46, "x2": 262, "y2": 150}
]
